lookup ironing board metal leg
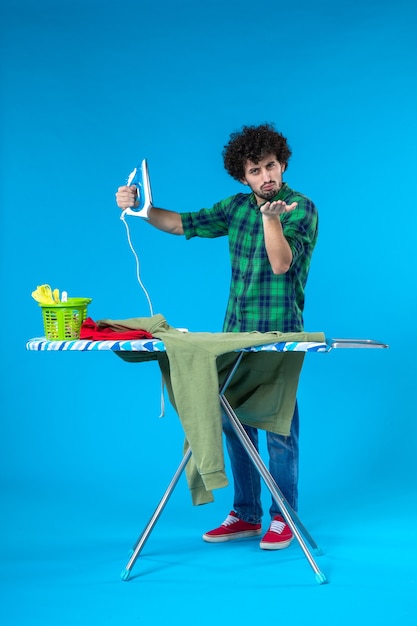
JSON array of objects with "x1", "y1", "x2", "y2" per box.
[
  {"x1": 120, "y1": 447, "x2": 192, "y2": 581},
  {"x1": 220, "y1": 394, "x2": 327, "y2": 585}
]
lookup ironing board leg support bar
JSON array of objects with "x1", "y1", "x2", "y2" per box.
[
  {"x1": 220, "y1": 394, "x2": 326, "y2": 584},
  {"x1": 120, "y1": 448, "x2": 192, "y2": 581}
]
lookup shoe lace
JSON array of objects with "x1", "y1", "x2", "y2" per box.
[
  {"x1": 270, "y1": 519, "x2": 286, "y2": 534},
  {"x1": 222, "y1": 514, "x2": 239, "y2": 527}
]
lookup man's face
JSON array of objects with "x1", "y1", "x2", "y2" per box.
[{"x1": 240, "y1": 153, "x2": 285, "y2": 205}]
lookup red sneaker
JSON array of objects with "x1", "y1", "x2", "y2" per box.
[
  {"x1": 260, "y1": 515, "x2": 293, "y2": 550},
  {"x1": 202, "y1": 511, "x2": 262, "y2": 543}
]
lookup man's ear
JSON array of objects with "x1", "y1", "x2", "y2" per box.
[
  {"x1": 240, "y1": 178, "x2": 249, "y2": 186},
  {"x1": 281, "y1": 163, "x2": 286, "y2": 173}
]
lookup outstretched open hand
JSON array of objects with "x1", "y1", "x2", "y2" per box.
[{"x1": 260, "y1": 200, "x2": 298, "y2": 216}]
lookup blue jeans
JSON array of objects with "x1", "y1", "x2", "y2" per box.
[{"x1": 222, "y1": 402, "x2": 299, "y2": 524}]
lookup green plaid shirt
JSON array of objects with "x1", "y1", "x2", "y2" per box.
[{"x1": 181, "y1": 183, "x2": 318, "y2": 333}]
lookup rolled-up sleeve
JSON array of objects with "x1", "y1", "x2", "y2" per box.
[
  {"x1": 282, "y1": 198, "x2": 318, "y2": 266},
  {"x1": 181, "y1": 201, "x2": 229, "y2": 240}
]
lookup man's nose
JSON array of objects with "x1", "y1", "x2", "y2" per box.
[{"x1": 261, "y1": 168, "x2": 271, "y2": 181}]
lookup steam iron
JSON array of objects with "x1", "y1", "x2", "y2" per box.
[{"x1": 121, "y1": 159, "x2": 153, "y2": 219}]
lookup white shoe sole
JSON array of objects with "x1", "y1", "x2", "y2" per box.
[{"x1": 259, "y1": 537, "x2": 293, "y2": 550}]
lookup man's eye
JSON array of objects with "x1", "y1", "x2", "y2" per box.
[{"x1": 267, "y1": 163, "x2": 276, "y2": 169}]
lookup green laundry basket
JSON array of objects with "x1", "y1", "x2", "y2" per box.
[{"x1": 39, "y1": 298, "x2": 92, "y2": 340}]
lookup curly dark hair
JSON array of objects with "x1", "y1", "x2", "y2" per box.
[{"x1": 222, "y1": 123, "x2": 292, "y2": 181}]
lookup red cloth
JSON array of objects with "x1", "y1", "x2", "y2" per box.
[{"x1": 80, "y1": 318, "x2": 154, "y2": 340}]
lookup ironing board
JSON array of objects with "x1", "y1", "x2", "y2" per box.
[{"x1": 26, "y1": 335, "x2": 388, "y2": 585}]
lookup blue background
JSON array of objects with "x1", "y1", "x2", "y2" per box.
[{"x1": 1, "y1": 0, "x2": 416, "y2": 624}]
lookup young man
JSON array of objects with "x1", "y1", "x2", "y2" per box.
[{"x1": 116, "y1": 123, "x2": 318, "y2": 550}]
